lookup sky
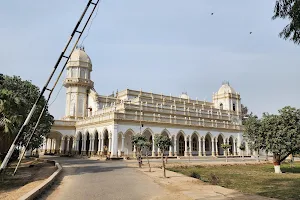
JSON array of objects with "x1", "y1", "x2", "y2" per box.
[{"x1": 0, "y1": 0, "x2": 299, "y2": 119}]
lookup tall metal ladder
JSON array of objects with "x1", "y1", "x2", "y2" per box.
[{"x1": 0, "y1": 0, "x2": 100, "y2": 174}]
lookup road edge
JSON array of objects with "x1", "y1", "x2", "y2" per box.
[{"x1": 18, "y1": 161, "x2": 62, "y2": 200}]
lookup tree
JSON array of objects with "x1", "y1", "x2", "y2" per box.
[
  {"x1": 239, "y1": 142, "x2": 246, "y2": 161},
  {"x1": 221, "y1": 144, "x2": 231, "y2": 162},
  {"x1": 132, "y1": 134, "x2": 147, "y2": 168},
  {"x1": 243, "y1": 114, "x2": 265, "y2": 162},
  {"x1": 261, "y1": 107, "x2": 300, "y2": 173},
  {"x1": 241, "y1": 104, "x2": 251, "y2": 125},
  {"x1": 272, "y1": 0, "x2": 300, "y2": 44},
  {"x1": 0, "y1": 89, "x2": 23, "y2": 157},
  {"x1": 244, "y1": 106, "x2": 300, "y2": 173},
  {"x1": 143, "y1": 142, "x2": 152, "y2": 172},
  {"x1": 0, "y1": 75, "x2": 53, "y2": 157},
  {"x1": 154, "y1": 135, "x2": 172, "y2": 178}
]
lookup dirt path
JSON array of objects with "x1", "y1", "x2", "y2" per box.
[{"x1": 0, "y1": 159, "x2": 56, "y2": 200}]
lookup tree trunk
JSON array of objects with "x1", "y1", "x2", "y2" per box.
[
  {"x1": 146, "y1": 150, "x2": 151, "y2": 172},
  {"x1": 163, "y1": 157, "x2": 166, "y2": 178},
  {"x1": 265, "y1": 151, "x2": 268, "y2": 161},
  {"x1": 161, "y1": 150, "x2": 166, "y2": 178},
  {"x1": 290, "y1": 154, "x2": 294, "y2": 168},
  {"x1": 273, "y1": 153, "x2": 282, "y2": 174},
  {"x1": 242, "y1": 151, "x2": 244, "y2": 161},
  {"x1": 256, "y1": 150, "x2": 260, "y2": 162},
  {"x1": 138, "y1": 149, "x2": 142, "y2": 168},
  {"x1": 225, "y1": 151, "x2": 228, "y2": 162}
]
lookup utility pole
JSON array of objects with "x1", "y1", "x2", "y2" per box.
[{"x1": 0, "y1": 0, "x2": 100, "y2": 174}]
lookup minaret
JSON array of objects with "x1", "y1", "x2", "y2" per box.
[
  {"x1": 63, "y1": 46, "x2": 94, "y2": 120},
  {"x1": 213, "y1": 81, "x2": 241, "y2": 114}
]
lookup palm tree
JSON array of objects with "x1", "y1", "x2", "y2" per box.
[{"x1": 0, "y1": 89, "x2": 22, "y2": 155}]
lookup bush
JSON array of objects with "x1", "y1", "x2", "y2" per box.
[
  {"x1": 209, "y1": 173, "x2": 220, "y2": 185},
  {"x1": 190, "y1": 171, "x2": 201, "y2": 179}
]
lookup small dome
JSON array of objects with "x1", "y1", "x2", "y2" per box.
[
  {"x1": 180, "y1": 92, "x2": 189, "y2": 99},
  {"x1": 67, "y1": 46, "x2": 92, "y2": 68},
  {"x1": 217, "y1": 82, "x2": 236, "y2": 94}
]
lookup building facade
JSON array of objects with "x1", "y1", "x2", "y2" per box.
[{"x1": 43, "y1": 47, "x2": 250, "y2": 158}]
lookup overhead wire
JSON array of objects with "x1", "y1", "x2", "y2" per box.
[{"x1": 80, "y1": 0, "x2": 101, "y2": 46}]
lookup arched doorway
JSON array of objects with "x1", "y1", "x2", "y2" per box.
[
  {"x1": 124, "y1": 130, "x2": 134, "y2": 156},
  {"x1": 229, "y1": 137, "x2": 234, "y2": 155},
  {"x1": 103, "y1": 129, "x2": 109, "y2": 155},
  {"x1": 178, "y1": 134, "x2": 185, "y2": 156},
  {"x1": 205, "y1": 134, "x2": 212, "y2": 156},
  {"x1": 217, "y1": 135, "x2": 224, "y2": 155},
  {"x1": 142, "y1": 129, "x2": 153, "y2": 156},
  {"x1": 94, "y1": 131, "x2": 99, "y2": 155},
  {"x1": 77, "y1": 132, "x2": 83, "y2": 155},
  {"x1": 86, "y1": 132, "x2": 90, "y2": 155},
  {"x1": 191, "y1": 133, "x2": 199, "y2": 156},
  {"x1": 161, "y1": 130, "x2": 169, "y2": 156}
]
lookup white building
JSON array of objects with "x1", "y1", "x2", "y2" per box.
[{"x1": 43, "y1": 47, "x2": 249, "y2": 158}]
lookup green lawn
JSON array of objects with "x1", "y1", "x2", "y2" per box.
[{"x1": 168, "y1": 162, "x2": 300, "y2": 200}]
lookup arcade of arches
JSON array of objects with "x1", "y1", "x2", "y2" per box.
[{"x1": 44, "y1": 129, "x2": 238, "y2": 157}]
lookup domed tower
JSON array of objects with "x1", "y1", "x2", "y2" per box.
[
  {"x1": 213, "y1": 81, "x2": 241, "y2": 115},
  {"x1": 63, "y1": 46, "x2": 94, "y2": 120}
]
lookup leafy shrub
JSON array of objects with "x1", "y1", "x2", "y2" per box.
[
  {"x1": 190, "y1": 171, "x2": 201, "y2": 179},
  {"x1": 209, "y1": 173, "x2": 220, "y2": 185}
]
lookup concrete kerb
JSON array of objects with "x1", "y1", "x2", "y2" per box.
[{"x1": 18, "y1": 161, "x2": 62, "y2": 200}]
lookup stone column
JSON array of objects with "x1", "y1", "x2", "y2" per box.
[
  {"x1": 72, "y1": 139, "x2": 76, "y2": 154},
  {"x1": 66, "y1": 138, "x2": 70, "y2": 153},
  {"x1": 53, "y1": 139, "x2": 57, "y2": 154},
  {"x1": 211, "y1": 138, "x2": 215, "y2": 156},
  {"x1": 90, "y1": 139, "x2": 94, "y2": 155},
  {"x1": 133, "y1": 145, "x2": 137, "y2": 158},
  {"x1": 202, "y1": 138, "x2": 206, "y2": 156},
  {"x1": 50, "y1": 139, "x2": 53, "y2": 153},
  {"x1": 108, "y1": 136, "x2": 112, "y2": 152},
  {"x1": 151, "y1": 137, "x2": 155, "y2": 157},
  {"x1": 168, "y1": 145, "x2": 172, "y2": 156},
  {"x1": 98, "y1": 137, "x2": 101, "y2": 155},
  {"x1": 198, "y1": 138, "x2": 202, "y2": 156},
  {"x1": 174, "y1": 138, "x2": 177, "y2": 156},
  {"x1": 100, "y1": 137, "x2": 104, "y2": 155},
  {"x1": 233, "y1": 140, "x2": 237, "y2": 156},
  {"x1": 74, "y1": 140, "x2": 78, "y2": 153},
  {"x1": 121, "y1": 136, "x2": 125, "y2": 156},
  {"x1": 184, "y1": 137, "x2": 188, "y2": 157},
  {"x1": 76, "y1": 139, "x2": 79, "y2": 152},
  {"x1": 60, "y1": 138, "x2": 65, "y2": 154},
  {"x1": 215, "y1": 140, "x2": 219, "y2": 156},
  {"x1": 111, "y1": 125, "x2": 119, "y2": 157},
  {"x1": 189, "y1": 136, "x2": 192, "y2": 156},
  {"x1": 82, "y1": 138, "x2": 86, "y2": 155}
]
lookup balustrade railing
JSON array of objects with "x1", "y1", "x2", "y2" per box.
[{"x1": 76, "y1": 111, "x2": 242, "y2": 130}]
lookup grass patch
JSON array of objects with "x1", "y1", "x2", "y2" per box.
[{"x1": 168, "y1": 162, "x2": 300, "y2": 200}]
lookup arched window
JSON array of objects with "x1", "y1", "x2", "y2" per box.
[
  {"x1": 220, "y1": 103, "x2": 223, "y2": 110},
  {"x1": 233, "y1": 103, "x2": 236, "y2": 111},
  {"x1": 80, "y1": 69, "x2": 85, "y2": 79}
]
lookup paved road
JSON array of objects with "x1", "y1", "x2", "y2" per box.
[
  {"x1": 41, "y1": 155, "x2": 289, "y2": 200},
  {"x1": 41, "y1": 157, "x2": 170, "y2": 200}
]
